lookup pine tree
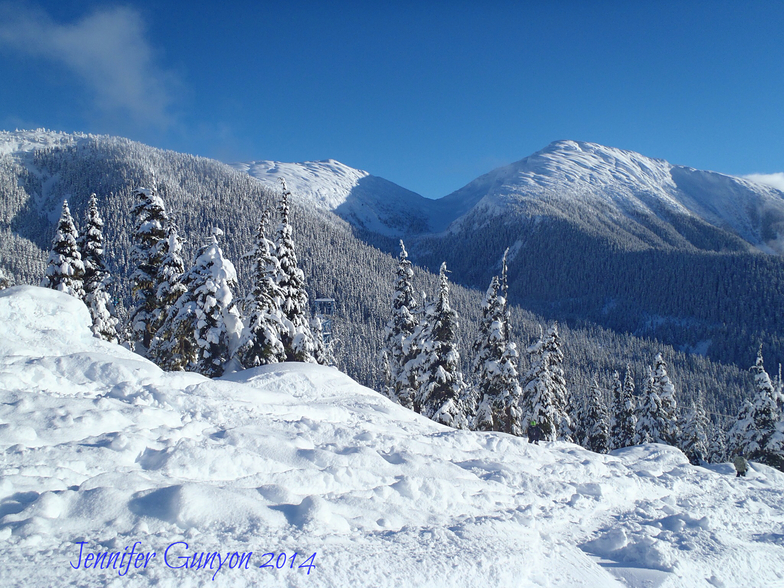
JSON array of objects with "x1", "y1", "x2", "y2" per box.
[
  {"x1": 414, "y1": 262, "x2": 468, "y2": 429},
  {"x1": 728, "y1": 398, "x2": 756, "y2": 456},
  {"x1": 744, "y1": 346, "x2": 783, "y2": 468},
  {"x1": 521, "y1": 324, "x2": 569, "y2": 442},
  {"x1": 652, "y1": 353, "x2": 679, "y2": 445},
  {"x1": 681, "y1": 394, "x2": 710, "y2": 465},
  {"x1": 78, "y1": 194, "x2": 118, "y2": 343},
  {"x1": 129, "y1": 185, "x2": 170, "y2": 351},
  {"x1": 236, "y1": 211, "x2": 286, "y2": 367},
  {"x1": 148, "y1": 223, "x2": 188, "y2": 369},
  {"x1": 708, "y1": 422, "x2": 727, "y2": 464},
  {"x1": 472, "y1": 272, "x2": 523, "y2": 435},
  {"x1": 610, "y1": 367, "x2": 637, "y2": 449},
  {"x1": 382, "y1": 240, "x2": 419, "y2": 404},
  {"x1": 571, "y1": 385, "x2": 589, "y2": 448},
  {"x1": 275, "y1": 179, "x2": 315, "y2": 363},
  {"x1": 398, "y1": 291, "x2": 428, "y2": 410},
  {"x1": 635, "y1": 365, "x2": 658, "y2": 444},
  {"x1": 196, "y1": 230, "x2": 241, "y2": 377},
  {"x1": 584, "y1": 376, "x2": 611, "y2": 454},
  {"x1": 635, "y1": 355, "x2": 678, "y2": 445},
  {"x1": 41, "y1": 200, "x2": 85, "y2": 299}
]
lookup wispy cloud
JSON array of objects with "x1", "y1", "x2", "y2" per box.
[
  {"x1": 0, "y1": 3, "x2": 178, "y2": 129},
  {"x1": 744, "y1": 173, "x2": 784, "y2": 193}
]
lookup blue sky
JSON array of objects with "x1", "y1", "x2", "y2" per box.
[{"x1": 1, "y1": 1, "x2": 782, "y2": 198}]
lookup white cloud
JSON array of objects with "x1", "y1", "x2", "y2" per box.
[
  {"x1": 744, "y1": 173, "x2": 784, "y2": 193},
  {"x1": 0, "y1": 4, "x2": 177, "y2": 129}
]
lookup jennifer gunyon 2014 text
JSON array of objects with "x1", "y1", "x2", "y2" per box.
[{"x1": 70, "y1": 541, "x2": 317, "y2": 581}]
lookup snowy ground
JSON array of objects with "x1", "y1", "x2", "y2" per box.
[{"x1": 1, "y1": 286, "x2": 783, "y2": 587}]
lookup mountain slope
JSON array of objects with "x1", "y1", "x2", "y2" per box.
[
  {"x1": 0, "y1": 129, "x2": 756, "y2": 413},
  {"x1": 439, "y1": 140, "x2": 784, "y2": 254},
  {"x1": 2, "y1": 286, "x2": 783, "y2": 587},
  {"x1": 229, "y1": 159, "x2": 452, "y2": 236}
]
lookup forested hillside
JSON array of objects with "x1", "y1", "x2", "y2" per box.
[{"x1": 0, "y1": 131, "x2": 756, "y2": 421}]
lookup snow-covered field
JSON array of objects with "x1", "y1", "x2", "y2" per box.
[{"x1": 1, "y1": 286, "x2": 783, "y2": 587}]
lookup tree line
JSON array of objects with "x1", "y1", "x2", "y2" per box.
[{"x1": 379, "y1": 241, "x2": 784, "y2": 471}]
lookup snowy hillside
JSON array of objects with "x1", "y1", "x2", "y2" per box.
[
  {"x1": 229, "y1": 159, "x2": 446, "y2": 236},
  {"x1": 1, "y1": 286, "x2": 783, "y2": 587},
  {"x1": 0, "y1": 128, "x2": 86, "y2": 157},
  {"x1": 440, "y1": 140, "x2": 784, "y2": 253},
  {"x1": 231, "y1": 141, "x2": 784, "y2": 253}
]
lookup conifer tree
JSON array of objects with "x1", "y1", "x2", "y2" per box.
[
  {"x1": 41, "y1": 200, "x2": 85, "y2": 299},
  {"x1": 570, "y1": 385, "x2": 589, "y2": 448},
  {"x1": 236, "y1": 211, "x2": 286, "y2": 367},
  {"x1": 382, "y1": 240, "x2": 419, "y2": 404},
  {"x1": 521, "y1": 324, "x2": 569, "y2": 442},
  {"x1": 584, "y1": 376, "x2": 611, "y2": 454},
  {"x1": 310, "y1": 316, "x2": 335, "y2": 366},
  {"x1": 275, "y1": 179, "x2": 315, "y2": 363},
  {"x1": 148, "y1": 223, "x2": 188, "y2": 369},
  {"x1": 78, "y1": 194, "x2": 118, "y2": 343},
  {"x1": 610, "y1": 368, "x2": 637, "y2": 449},
  {"x1": 728, "y1": 398, "x2": 756, "y2": 456},
  {"x1": 708, "y1": 422, "x2": 727, "y2": 464},
  {"x1": 681, "y1": 394, "x2": 710, "y2": 465},
  {"x1": 635, "y1": 355, "x2": 678, "y2": 445},
  {"x1": 175, "y1": 229, "x2": 241, "y2": 377},
  {"x1": 652, "y1": 353, "x2": 679, "y2": 445},
  {"x1": 129, "y1": 185, "x2": 170, "y2": 351},
  {"x1": 635, "y1": 365, "x2": 658, "y2": 444},
  {"x1": 472, "y1": 272, "x2": 523, "y2": 435},
  {"x1": 414, "y1": 262, "x2": 468, "y2": 429},
  {"x1": 739, "y1": 346, "x2": 783, "y2": 468}
]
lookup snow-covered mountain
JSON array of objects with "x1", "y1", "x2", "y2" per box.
[
  {"x1": 228, "y1": 159, "x2": 448, "y2": 236},
  {"x1": 2, "y1": 285, "x2": 783, "y2": 587},
  {"x1": 233, "y1": 141, "x2": 784, "y2": 253},
  {"x1": 439, "y1": 140, "x2": 784, "y2": 254}
]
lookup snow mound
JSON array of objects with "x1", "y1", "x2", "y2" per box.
[{"x1": 1, "y1": 286, "x2": 783, "y2": 587}]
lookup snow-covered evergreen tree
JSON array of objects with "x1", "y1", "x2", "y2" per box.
[
  {"x1": 635, "y1": 365, "x2": 658, "y2": 444},
  {"x1": 610, "y1": 367, "x2": 637, "y2": 449},
  {"x1": 129, "y1": 185, "x2": 170, "y2": 351},
  {"x1": 737, "y1": 346, "x2": 783, "y2": 468},
  {"x1": 728, "y1": 398, "x2": 756, "y2": 456},
  {"x1": 275, "y1": 179, "x2": 315, "y2": 363},
  {"x1": 652, "y1": 353, "x2": 679, "y2": 445},
  {"x1": 635, "y1": 354, "x2": 678, "y2": 445},
  {"x1": 148, "y1": 223, "x2": 188, "y2": 369},
  {"x1": 570, "y1": 385, "x2": 589, "y2": 448},
  {"x1": 41, "y1": 200, "x2": 85, "y2": 299},
  {"x1": 708, "y1": 421, "x2": 727, "y2": 464},
  {"x1": 681, "y1": 394, "x2": 710, "y2": 465},
  {"x1": 77, "y1": 194, "x2": 118, "y2": 343},
  {"x1": 398, "y1": 291, "x2": 428, "y2": 411},
  {"x1": 172, "y1": 229, "x2": 242, "y2": 377},
  {"x1": 584, "y1": 376, "x2": 611, "y2": 453},
  {"x1": 236, "y1": 211, "x2": 286, "y2": 367},
  {"x1": 472, "y1": 273, "x2": 523, "y2": 435},
  {"x1": 413, "y1": 262, "x2": 468, "y2": 429},
  {"x1": 382, "y1": 240, "x2": 419, "y2": 404},
  {"x1": 521, "y1": 323, "x2": 570, "y2": 442}
]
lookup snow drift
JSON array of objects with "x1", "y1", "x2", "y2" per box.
[{"x1": 1, "y1": 286, "x2": 783, "y2": 587}]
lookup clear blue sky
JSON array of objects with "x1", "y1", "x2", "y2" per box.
[{"x1": 1, "y1": 1, "x2": 782, "y2": 199}]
